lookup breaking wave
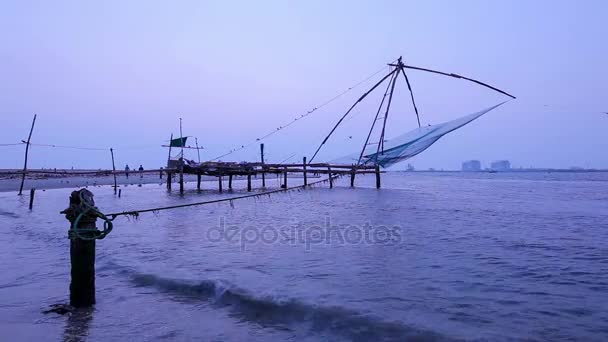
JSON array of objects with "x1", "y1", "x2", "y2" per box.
[{"x1": 128, "y1": 272, "x2": 450, "y2": 341}]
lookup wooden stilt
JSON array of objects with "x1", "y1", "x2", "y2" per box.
[
  {"x1": 29, "y1": 188, "x2": 35, "y2": 209},
  {"x1": 228, "y1": 174, "x2": 233, "y2": 189},
  {"x1": 118, "y1": 189, "x2": 122, "y2": 198},
  {"x1": 197, "y1": 174, "x2": 201, "y2": 190},
  {"x1": 218, "y1": 174, "x2": 223, "y2": 192},
  {"x1": 18, "y1": 114, "x2": 37, "y2": 196},
  {"x1": 167, "y1": 172, "x2": 172, "y2": 190},
  {"x1": 260, "y1": 144, "x2": 266, "y2": 187},
  {"x1": 247, "y1": 173, "x2": 252, "y2": 192},
  {"x1": 303, "y1": 156, "x2": 308, "y2": 186},
  {"x1": 110, "y1": 148, "x2": 117, "y2": 195},
  {"x1": 179, "y1": 168, "x2": 184, "y2": 193},
  {"x1": 328, "y1": 166, "x2": 333, "y2": 188},
  {"x1": 350, "y1": 165, "x2": 355, "y2": 187},
  {"x1": 375, "y1": 164, "x2": 381, "y2": 189},
  {"x1": 283, "y1": 167, "x2": 287, "y2": 188},
  {"x1": 179, "y1": 118, "x2": 184, "y2": 194}
]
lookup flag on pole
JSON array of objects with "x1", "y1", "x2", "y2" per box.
[{"x1": 170, "y1": 137, "x2": 188, "y2": 147}]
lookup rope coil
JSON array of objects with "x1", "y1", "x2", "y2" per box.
[{"x1": 67, "y1": 190, "x2": 114, "y2": 241}]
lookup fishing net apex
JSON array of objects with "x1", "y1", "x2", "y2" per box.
[{"x1": 334, "y1": 102, "x2": 507, "y2": 168}]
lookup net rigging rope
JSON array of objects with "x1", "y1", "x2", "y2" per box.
[
  {"x1": 106, "y1": 174, "x2": 341, "y2": 220},
  {"x1": 207, "y1": 60, "x2": 396, "y2": 162}
]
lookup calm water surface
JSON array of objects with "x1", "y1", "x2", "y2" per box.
[{"x1": 1, "y1": 172, "x2": 607, "y2": 341}]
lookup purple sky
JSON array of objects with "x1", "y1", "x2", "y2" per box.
[{"x1": 1, "y1": 0, "x2": 606, "y2": 170}]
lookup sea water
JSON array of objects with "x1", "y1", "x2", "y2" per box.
[{"x1": 1, "y1": 172, "x2": 607, "y2": 341}]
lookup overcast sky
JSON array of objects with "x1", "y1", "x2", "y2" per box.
[{"x1": 1, "y1": 0, "x2": 606, "y2": 170}]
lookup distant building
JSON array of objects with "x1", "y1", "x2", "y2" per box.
[
  {"x1": 490, "y1": 160, "x2": 511, "y2": 171},
  {"x1": 462, "y1": 160, "x2": 481, "y2": 171},
  {"x1": 406, "y1": 164, "x2": 415, "y2": 171}
]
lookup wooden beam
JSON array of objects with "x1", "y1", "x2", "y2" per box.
[{"x1": 18, "y1": 114, "x2": 37, "y2": 196}]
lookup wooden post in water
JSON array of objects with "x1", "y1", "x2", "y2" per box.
[
  {"x1": 110, "y1": 148, "x2": 117, "y2": 195},
  {"x1": 61, "y1": 189, "x2": 98, "y2": 308},
  {"x1": 375, "y1": 164, "x2": 381, "y2": 189},
  {"x1": 197, "y1": 174, "x2": 201, "y2": 190},
  {"x1": 350, "y1": 165, "x2": 356, "y2": 187},
  {"x1": 167, "y1": 172, "x2": 172, "y2": 190},
  {"x1": 179, "y1": 118, "x2": 184, "y2": 194},
  {"x1": 260, "y1": 144, "x2": 266, "y2": 187},
  {"x1": 328, "y1": 166, "x2": 333, "y2": 189},
  {"x1": 179, "y1": 161, "x2": 184, "y2": 194},
  {"x1": 228, "y1": 174, "x2": 233, "y2": 190},
  {"x1": 303, "y1": 157, "x2": 308, "y2": 186},
  {"x1": 283, "y1": 167, "x2": 287, "y2": 188},
  {"x1": 160, "y1": 169, "x2": 163, "y2": 179},
  {"x1": 247, "y1": 173, "x2": 252, "y2": 192},
  {"x1": 18, "y1": 114, "x2": 37, "y2": 196},
  {"x1": 118, "y1": 189, "x2": 122, "y2": 198},
  {"x1": 218, "y1": 174, "x2": 223, "y2": 192},
  {"x1": 29, "y1": 188, "x2": 35, "y2": 209}
]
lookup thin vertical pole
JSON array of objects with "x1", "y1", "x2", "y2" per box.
[
  {"x1": 179, "y1": 118, "x2": 184, "y2": 194},
  {"x1": 260, "y1": 144, "x2": 266, "y2": 187},
  {"x1": 110, "y1": 148, "x2": 117, "y2": 195},
  {"x1": 247, "y1": 173, "x2": 252, "y2": 192},
  {"x1": 195, "y1": 137, "x2": 201, "y2": 163},
  {"x1": 328, "y1": 166, "x2": 333, "y2": 188},
  {"x1": 197, "y1": 174, "x2": 201, "y2": 190},
  {"x1": 218, "y1": 174, "x2": 223, "y2": 192},
  {"x1": 283, "y1": 167, "x2": 287, "y2": 188},
  {"x1": 29, "y1": 188, "x2": 35, "y2": 209},
  {"x1": 18, "y1": 114, "x2": 37, "y2": 195},
  {"x1": 375, "y1": 164, "x2": 381, "y2": 189},
  {"x1": 303, "y1": 156, "x2": 307, "y2": 186},
  {"x1": 350, "y1": 165, "x2": 355, "y2": 187},
  {"x1": 167, "y1": 133, "x2": 173, "y2": 166}
]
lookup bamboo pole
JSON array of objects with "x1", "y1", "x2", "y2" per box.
[
  {"x1": 29, "y1": 188, "x2": 35, "y2": 209},
  {"x1": 260, "y1": 144, "x2": 266, "y2": 187},
  {"x1": 195, "y1": 137, "x2": 201, "y2": 163},
  {"x1": 309, "y1": 68, "x2": 398, "y2": 163},
  {"x1": 283, "y1": 167, "x2": 287, "y2": 188},
  {"x1": 179, "y1": 119, "x2": 184, "y2": 194},
  {"x1": 303, "y1": 156, "x2": 307, "y2": 186},
  {"x1": 18, "y1": 114, "x2": 37, "y2": 196},
  {"x1": 110, "y1": 148, "x2": 117, "y2": 195}
]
